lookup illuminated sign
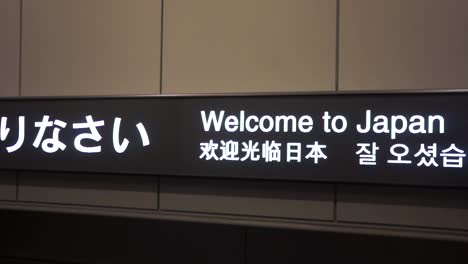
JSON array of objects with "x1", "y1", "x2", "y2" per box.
[{"x1": 0, "y1": 91, "x2": 467, "y2": 187}]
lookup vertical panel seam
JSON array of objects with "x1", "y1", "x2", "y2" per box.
[
  {"x1": 159, "y1": 0, "x2": 165, "y2": 95},
  {"x1": 335, "y1": 0, "x2": 340, "y2": 92},
  {"x1": 18, "y1": 0, "x2": 23, "y2": 96}
]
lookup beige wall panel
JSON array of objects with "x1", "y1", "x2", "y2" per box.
[
  {"x1": 0, "y1": 0, "x2": 20, "y2": 96},
  {"x1": 160, "y1": 178, "x2": 334, "y2": 220},
  {"x1": 22, "y1": 0, "x2": 161, "y2": 96},
  {"x1": 0, "y1": 171, "x2": 16, "y2": 201},
  {"x1": 18, "y1": 172, "x2": 158, "y2": 209},
  {"x1": 163, "y1": 0, "x2": 336, "y2": 94},
  {"x1": 340, "y1": 0, "x2": 468, "y2": 90},
  {"x1": 337, "y1": 184, "x2": 468, "y2": 230}
]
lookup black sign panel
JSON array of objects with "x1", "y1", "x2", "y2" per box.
[{"x1": 0, "y1": 91, "x2": 467, "y2": 187}]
